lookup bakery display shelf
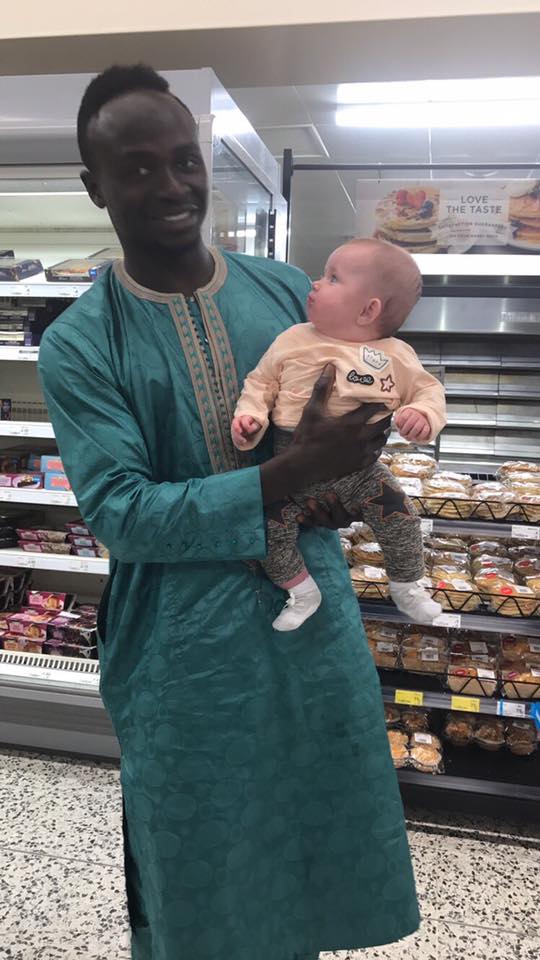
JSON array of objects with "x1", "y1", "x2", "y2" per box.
[
  {"x1": 379, "y1": 676, "x2": 536, "y2": 718},
  {"x1": 0, "y1": 421, "x2": 54, "y2": 439},
  {"x1": 445, "y1": 418, "x2": 540, "y2": 431},
  {"x1": 0, "y1": 276, "x2": 88, "y2": 300},
  {"x1": 420, "y1": 359, "x2": 540, "y2": 371},
  {"x1": 421, "y1": 517, "x2": 540, "y2": 539},
  {"x1": 0, "y1": 649, "x2": 99, "y2": 694},
  {"x1": 446, "y1": 390, "x2": 540, "y2": 401},
  {"x1": 356, "y1": 581, "x2": 540, "y2": 618},
  {"x1": 397, "y1": 768, "x2": 540, "y2": 805},
  {"x1": 359, "y1": 601, "x2": 540, "y2": 637},
  {"x1": 412, "y1": 494, "x2": 539, "y2": 525},
  {"x1": 0, "y1": 346, "x2": 39, "y2": 362},
  {"x1": 0, "y1": 488, "x2": 76, "y2": 507},
  {"x1": 0, "y1": 549, "x2": 108, "y2": 575}
]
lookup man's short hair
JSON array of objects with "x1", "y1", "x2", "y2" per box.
[{"x1": 77, "y1": 64, "x2": 193, "y2": 169}]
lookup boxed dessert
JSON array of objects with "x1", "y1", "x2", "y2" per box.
[
  {"x1": 0, "y1": 473, "x2": 43, "y2": 489},
  {"x1": 44, "y1": 472, "x2": 71, "y2": 491},
  {"x1": 0, "y1": 258, "x2": 43, "y2": 281},
  {"x1": 26, "y1": 591, "x2": 74, "y2": 613},
  {"x1": 45, "y1": 258, "x2": 113, "y2": 283},
  {"x1": 40, "y1": 455, "x2": 64, "y2": 473}
]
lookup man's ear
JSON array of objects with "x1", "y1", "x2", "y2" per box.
[{"x1": 81, "y1": 169, "x2": 106, "y2": 210}]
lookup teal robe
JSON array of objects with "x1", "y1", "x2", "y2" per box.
[{"x1": 38, "y1": 248, "x2": 419, "y2": 960}]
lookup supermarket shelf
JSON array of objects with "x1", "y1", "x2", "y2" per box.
[
  {"x1": 445, "y1": 418, "x2": 540, "y2": 431},
  {"x1": 397, "y1": 769, "x2": 540, "y2": 804},
  {"x1": 0, "y1": 488, "x2": 75, "y2": 506},
  {"x1": 0, "y1": 651, "x2": 99, "y2": 694},
  {"x1": 446, "y1": 390, "x2": 540, "y2": 401},
  {"x1": 0, "y1": 274, "x2": 90, "y2": 299},
  {"x1": 421, "y1": 517, "x2": 540, "y2": 540},
  {"x1": 380, "y1": 683, "x2": 535, "y2": 718},
  {"x1": 0, "y1": 549, "x2": 108, "y2": 575},
  {"x1": 359, "y1": 600, "x2": 540, "y2": 636},
  {"x1": 0, "y1": 421, "x2": 54, "y2": 438},
  {"x1": 422, "y1": 360, "x2": 540, "y2": 370},
  {"x1": 0, "y1": 346, "x2": 39, "y2": 362}
]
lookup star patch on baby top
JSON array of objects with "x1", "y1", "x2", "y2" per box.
[{"x1": 362, "y1": 346, "x2": 389, "y2": 371}]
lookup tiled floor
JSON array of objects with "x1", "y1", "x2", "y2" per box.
[{"x1": 0, "y1": 748, "x2": 538, "y2": 959}]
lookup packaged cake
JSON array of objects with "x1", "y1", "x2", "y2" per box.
[
  {"x1": 45, "y1": 258, "x2": 113, "y2": 283},
  {"x1": 0, "y1": 258, "x2": 43, "y2": 281}
]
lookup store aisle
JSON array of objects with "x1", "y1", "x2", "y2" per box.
[{"x1": 0, "y1": 748, "x2": 538, "y2": 960}]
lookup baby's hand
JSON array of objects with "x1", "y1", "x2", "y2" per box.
[
  {"x1": 231, "y1": 414, "x2": 262, "y2": 447},
  {"x1": 395, "y1": 409, "x2": 431, "y2": 442}
]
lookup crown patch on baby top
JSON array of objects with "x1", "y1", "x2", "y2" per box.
[{"x1": 362, "y1": 346, "x2": 389, "y2": 371}]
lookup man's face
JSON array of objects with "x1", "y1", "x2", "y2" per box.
[{"x1": 82, "y1": 90, "x2": 208, "y2": 252}]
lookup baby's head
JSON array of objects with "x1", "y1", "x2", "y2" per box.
[{"x1": 307, "y1": 238, "x2": 422, "y2": 341}]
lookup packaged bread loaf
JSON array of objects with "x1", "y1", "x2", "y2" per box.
[
  {"x1": 512, "y1": 493, "x2": 540, "y2": 523},
  {"x1": 447, "y1": 643, "x2": 497, "y2": 697},
  {"x1": 501, "y1": 635, "x2": 540, "y2": 665},
  {"x1": 485, "y1": 582, "x2": 538, "y2": 617},
  {"x1": 422, "y1": 489, "x2": 474, "y2": 520},
  {"x1": 365, "y1": 623, "x2": 400, "y2": 668},
  {"x1": 500, "y1": 660, "x2": 540, "y2": 699},
  {"x1": 471, "y1": 484, "x2": 516, "y2": 520},
  {"x1": 351, "y1": 540, "x2": 384, "y2": 565},
  {"x1": 497, "y1": 460, "x2": 540, "y2": 479},
  {"x1": 401, "y1": 633, "x2": 448, "y2": 674},
  {"x1": 391, "y1": 461, "x2": 433, "y2": 481},
  {"x1": 426, "y1": 536, "x2": 468, "y2": 552},
  {"x1": 393, "y1": 452, "x2": 436, "y2": 472},
  {"x1": 471, "y1": 555, "x2": 514, "y2": 577}
]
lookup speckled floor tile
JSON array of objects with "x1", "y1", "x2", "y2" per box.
[
  {"x1": 408, "y1": 835, "x2": 540, "y2": 935},
  {"x1": 406, "y1": 804, "x2": 540, "y2": 842},
  {"x1": 320, "y1": 920, "x2": 438, "y2": 958},
  {"x1": 438, "y1": 922, "x2": 540, "y2": 960},
  {"x1": 0, "y1": 749, "x2": 123, "y2": 866},
  {"x1": 0, "y1": 933, "x2": 130, "y2": 960},
  {"x1": 0, "y1": 850, "x2": 129, "y2": 936}
]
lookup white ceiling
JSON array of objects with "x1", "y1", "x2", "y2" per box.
[{"x1": 230, "y1": 82, "x2": 540, "y2": 277}]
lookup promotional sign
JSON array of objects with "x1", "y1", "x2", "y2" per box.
[{"x1": 355, "y1": 179, "x2": 540, "y2": 254}]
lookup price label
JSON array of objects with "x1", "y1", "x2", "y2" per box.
[
  {"x1": 0, "y1": 489, "x2": 14, "y2": 502},
  {"x1": 451, "y1": 695, "x2": 481, "y2": 713},
  {"x1": 420, "y1": 518, "x2": 433, "y2": 534},
  {"x1": 432, "y1": 613, "x2": 462, "y2": 629},
  {"x1": 17, "y1": 348, "x2": 38, "y2": 361},
  {"x1": 395, "y1": 689, "x2": 424, "y2": 707},
  {"x1": 50, "y1": 493, "x2": 71, "y2": 506},
  {"x1": 20, "y1": 556, "x2": 37, "y2": 569},
  {"x1": 69, "y1": 560, "x2": 89, "y2": 573},
  {"x1": 511, "y1": 525, "x2": 540, "y2": 541},
  {"x1": 497, "y1": 700, "x2": 528, "y2": 718}
]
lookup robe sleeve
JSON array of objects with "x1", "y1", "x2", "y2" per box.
[
  {"x1": 38, "y1": 322, "x2": 267, "y2": 565},
  {"x1": 393, "y1": 342, "x2": 447, "y2": 441}
]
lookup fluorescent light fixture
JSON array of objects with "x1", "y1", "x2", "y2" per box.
[{"x1": 335, "y1": 76, "x2": 540, "y2": 127}]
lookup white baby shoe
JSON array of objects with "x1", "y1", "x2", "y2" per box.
[
  {"x1": 273, "y1": 579, "x2": 322, "y2": 631},
  {"x1": 389, "y1": 580, "x2": 442, "y2": 625}
]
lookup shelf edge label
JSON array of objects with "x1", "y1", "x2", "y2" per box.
[
  {"x1": 395, "y1": 689, "x2": 424, "y2": 707},
  {"x1": 451, "y1": 695, "x2": 481, "y2": 713}
]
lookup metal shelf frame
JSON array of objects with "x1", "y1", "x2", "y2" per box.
[{"x1": 360, "y1": 601, "x2": 540, "y2": 636}]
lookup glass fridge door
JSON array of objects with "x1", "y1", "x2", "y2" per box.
[{"x1": 211, "y1": 138, "x2": 272, "y2": 257}]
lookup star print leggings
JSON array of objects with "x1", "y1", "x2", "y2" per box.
[{"x1": 263, "y1": 427, "x2": 424, "y2": 587}]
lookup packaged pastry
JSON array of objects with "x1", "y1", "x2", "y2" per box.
[
  {"x1": 378, "y1": 451, "x2": 393, "y2": 466},
  {"x1": 432, "y1": 577, "x2": 481, "y2": 613},
  {"x1": 401, "y1": 637, "x2": 448, "y2": 674},
  {"x1": 397, "y1": 477, "x2": 424, "y2": 498},
  {"x1": 434, "y1": 471, "x2": 473, "y2": 490},
  {"x1": 16, "y1": 529, "x2": 68, "y2": 543},
  {"x1": 422, "y1": 490, "x2": 474, "y2": 520},
  {"x1": 469, "y1": 540, "x2": 508, "y2": 557},
  {"x1": 497, "y1": 460, "x2": 540, "y2": 478},
  {"x1": 6, "y1": 611, "x2": 54, "y2": 640},
  {"x1": 18, "y1": 541, "x2": 71, "y2": 554},
  {"x1": 426, "y1": 536, "x2": 468, "y2": 552},
  {"x1": 505, "y1": 719, "x2": 538, "y2": 756},
  {"x1": 0, "y1": 473, "x2": 43, "y2": 489},
  {"x1": 447, "y1": 650, "x2": 497, "y2": 697},
  {"x1": 471, "y1": 555, "x2": 514, "y2": 577},
  {"x1": 391, "y1": 461, "x2": 433, "y2": 481},
  {"x1": 428, "y1": 550, "x2": 470, "y2": 571},
  {"x1": 341, "y1": 539, "x2": 353, "y2": 563},
  {"x1": 26, "y1": 591, "x2": 74, "y2": 613},
  {"x1": 349, "y1": 565, "x2": 389, "y2": 599},
  {"x1": 500, "y1": 660, "x2": 540, "y2": 699},
  {"x1": 514, "y1": 557, "x2": 540, "y2": 579},
  {"x1": 474, "y1": 570, "x2": 516, "y2": 600},
  {"x1": 443, "y1": 711, "x2": 475, "y2": 747},
  {"x1": 400, "y1": 708, "x2": 430, "y2": 734},
  {"x1": 471, "y1": 486, "x2": 516, "y2": 520},
  {"x1": 367, "y1": 637, "x2": 400, "y2": 669},
  {"x1": 423, "y1": 475, "x2": 467, "y2": 496},
  {"x1": 500, "y1": 635, "x2": 540, "y2": 664},
  {"x1": 351, "y1": 541, "x2": 384, "y2": 565},
  {"x1": 65, "y1": 521, "x2": 92, "y2": 537},
  {"x1": 384, "y1": 703, "x2": 401, "y2": 727},
  {"x1": 393, "y1": 452, "x2": 436, "y2": 472},
  {"x1": 387, "y1": 729, "x2": 409, "y2": 768},
  {"x1": 486, "y1": 582, "x2": 538, "y2": 617},
  {"x1": 512, "y1": 494, "x2": 540, "y2": 523},
  {"x1": 0, "y1": 258, "x2": 43, "y2": 281},
  {"x1": 409, "y1": 733, "x2": 443, "y2": 774},
  {"x1": 525, "y1": 575, "x2": 540, "y2": 597},
  {"x1": 44, "y1": 258, "x2": 113, "y2": 283},
  {"x1": 474, "y1": 718, "x2": 505, "y2": 752}
]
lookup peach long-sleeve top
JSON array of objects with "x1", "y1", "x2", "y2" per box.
[{"x1": 233, "y1": 323, "x2": 447, "y2": 449}]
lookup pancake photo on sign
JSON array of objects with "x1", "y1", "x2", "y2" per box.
[
  {"x1": 374, "y1": 186, "x2": 441, "y2": 253},
  {"x1": 508, "y1": 180, "x2": 540, "y2": 249}
]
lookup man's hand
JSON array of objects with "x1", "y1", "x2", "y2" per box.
[
  {"x1": 260, "y1": 364, "x2": 391, "y2": 506},
  {"x1": 395, "y1": 408, "x2": 431, "y2": 442},
  {"x1": 231, "y1": 414, "x2": 262, "y2": 447}
]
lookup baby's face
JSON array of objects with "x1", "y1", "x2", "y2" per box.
[{"x1": 306, "y1": 245, "x2": 382, "y2": 341}]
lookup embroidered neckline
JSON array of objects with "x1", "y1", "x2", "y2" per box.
[{"x1": 113, "y1": 246, "x2": 228, "y2": 303}]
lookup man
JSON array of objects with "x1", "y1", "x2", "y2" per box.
[{"x1": 39, "y1": 65, "x2": 419, "y2": 960}]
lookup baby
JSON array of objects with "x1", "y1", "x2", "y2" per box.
[{"x1": 232, "y1": 238, "x2": 447, "y2": 631}]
